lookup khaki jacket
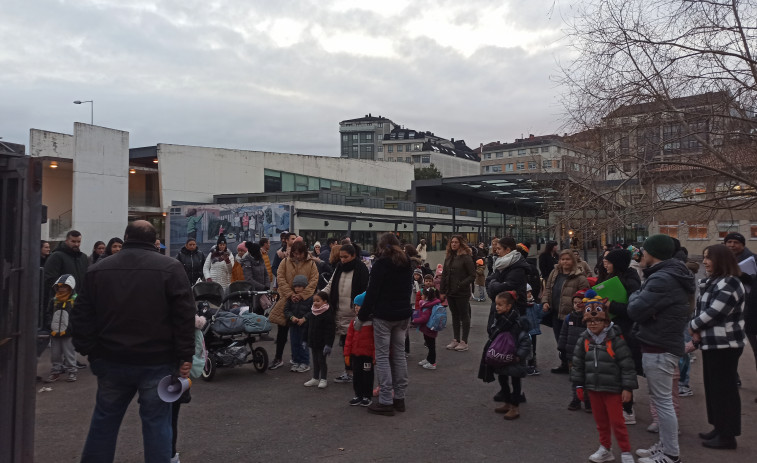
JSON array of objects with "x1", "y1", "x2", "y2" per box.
[{"x1": 542, "y1": 265, "x2": 589, "y2": 320}]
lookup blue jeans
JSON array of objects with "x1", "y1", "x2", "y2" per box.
[
  {"x1": 643, "y1": 352, "x2": 680, "y2": 457},
  {"x1": 678, "y1": 330, "x2": 692, "y2": 387},
  {"x1": 289, "y1": 324, "x2": 310, "y2": 365},
  {"x1": 373, "y1": 317, "x2": 409, "y2": 405},
  {"x1": 81, "y1": 359, "x2": 174, "y2": 463}
]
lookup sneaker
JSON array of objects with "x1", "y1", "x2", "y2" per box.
[
  {"x1": 422, "y1": 362, "x2": 437, "y2": 370},
  {"x1": 620, "y1": 452, "x2": 634, "y2": 463},
  {"x1": 446, "y1": 340, "x2": 459, "y2": 350},
  {"x1": 637, "y1": 454, "x2": 679, "y2": 463},
  {"x1": 418, "y1": 359, "x2": 430, "y2": 367},
  {"x1": 454, "y1": 341, "x2": 469, "y2": 351},
  {"x1": 367, "y1": 401, "x2": 395, "y2": 416},
  {"x1": 304, "y1": 378, "x2": 319, "y2": 387},
  {"x1": 334, "y1": 373, "x2": 353, "y2": 383},
  {"x1": 360, "y1": 398, "x2": 372, "y2": 407},
  {"x1": 318, "y1": 379, "x2": 328, "y2": 389},
  {"x1": 268, "y1": 359, "x2": 284, "y2": 370},
  {"x1": 678, "y1": 385, "x2": 693, "y2": 397},
  {"x1": 289, "y1": 359, "x2": 297, "y2": 365},
  {"x1": 76, "y1": 361, "x2": 87, "y2": 369},
  {"x1": 66, "y1": 372, "x2": 77, "y2": 382},
  {"x1": 290, "y1": 364, "x2": 298, "y2": 372},
  {"x1": 624, "y1": 408, "x2": 637, "y2": 425},
  {"x1": 349, "y1": 396, "x2": 363, "y2": 406},
  {"x1": 589, "y1": 445, "x2": 615, "y2": 462},
  {"x1": 296, "y1": 363, "x2": 311, "y2": 373},
  {"x1": 636, "y1": 442, "x2": 663, "y2": 458},
  {"x1": 44, "y1": 373, "x2": 60, "y2": 383},
  {"x1": 646, "y1": 422, "x2": 659, "y2": 433},
  {"x1": 568, "y1": 399, "x2": 581, "y2": 411},
  {"x1": 526, "y1": 366, "x2": 541, "y2": 376},
  {"x1": 170, "y1": 453, "x2": 181, "y2": 463}
]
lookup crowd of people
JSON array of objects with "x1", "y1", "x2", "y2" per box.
[{"x1": 36, "y1": 227, "x2": 755, "y2": 463}]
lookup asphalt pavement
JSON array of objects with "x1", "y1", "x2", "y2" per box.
[{"x1": 35, "y1": 299, "x2": 756, "y2": 463}]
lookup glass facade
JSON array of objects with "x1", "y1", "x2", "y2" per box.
[{"x1": 264, "y1": 169, "x2": 409, "y2": 201}]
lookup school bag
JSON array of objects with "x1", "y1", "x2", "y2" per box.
[
  {"x1": 241, "y1": 312, "x2": 272, "y2": 333},
  {"x1": 485, "y1": 331, "x2": 517, "y2": 367},
  {"x1": 426, "y1": 303, "x2": 447, "y2": 332}
]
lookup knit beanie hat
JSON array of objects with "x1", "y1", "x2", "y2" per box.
[
  {"x1": 413, "y1": 268, "x2": 423, "y2": 277},
  {"x1": 292, "y1": 274, "x2": 308, "y2": 288},
  {"x1": 435, "y1": 264, "x2": 443, "y2": 276},
  {"x1": 723, "y1": 232, "x2": 746, "y2": 245},
  {"x1": 605, "y1": 249, "x2": 632, "y2": 273},
  {"x1": 217, "y1": 233, "x2": 227, "y2": 246},
  {"x1": 353, "y1": 291, "x2": 366, "y2": 306},
  {"x1": 237, "y1": 242, "x2": 247, "y2": 252},
  {"x1": 643, "y1": 234, "x2": 675, "y2": 260},
  {"x1": 627, "y1": 245, "x2": 640, "y2": 261}
]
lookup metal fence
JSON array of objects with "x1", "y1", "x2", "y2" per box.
[{"x1": 0, "y1": 152, "x2": 43, "y2": 462}]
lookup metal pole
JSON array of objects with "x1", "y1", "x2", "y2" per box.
[
  {"x1": 480, "y1": 211, "x2": 485, "y2": 243},
  {"x1": 90, "y1": 100, "x2": 93, "y2": 125},
  {"x1": 452, "y1": 207, "x2": 456, "y2": 234},
  {"x1": 412, "y1": 202, "x2": 418, "y2": 245}
]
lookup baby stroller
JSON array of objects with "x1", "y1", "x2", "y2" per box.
[{"x1": 193, "y1": 281, "x2": 277, "y2": 381}]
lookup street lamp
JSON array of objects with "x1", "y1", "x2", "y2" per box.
[{"x1": 73, "y1": 100, "x2": 93, "y2": 124}]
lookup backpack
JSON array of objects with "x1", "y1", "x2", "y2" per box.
[
  {"x1": 426, "y1": 303, "x2": 447, "y2": 332},
  {"x1": 485, "y1": 331, "x2": 517, "y2": 367}
]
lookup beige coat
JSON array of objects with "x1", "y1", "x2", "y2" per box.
[
  {"x1": 269, "y1": 255, "x2": 319, "y2": 326},
  {"x1": 323, "y1": 270, "x2": 355, "y2": 336},
  {"x1": 542, "y1": 264, "x2": 589, "y2": 320}
]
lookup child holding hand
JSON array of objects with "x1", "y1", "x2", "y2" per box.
[
  {"x1": 412, "y1": 287, "x2": 442, "y2": 370},
  {"x1": 344, "y1": 292, "x2": 374, "y2": 406},
  {"x1": 571, "y1": 290, "x2": 637, "y2": 463}
]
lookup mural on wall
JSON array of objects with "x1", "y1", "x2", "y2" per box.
[{"x1": 169, "y1": 203, "x2": 291, "y2": 256}]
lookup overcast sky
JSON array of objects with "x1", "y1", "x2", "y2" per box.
[{"x1": 0, "y1": 0, "x2": 578, "y2": 156}]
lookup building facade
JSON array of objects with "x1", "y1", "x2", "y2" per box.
[
  {"x1": 339, "y1": 114, "x2": 395, "y2": 160},
  {"x1": 479, "y1": 134, "x2": 597, "y2": 178},
  {"x1": 382, "y1": 127, "x2": 480, "y2": 177}
]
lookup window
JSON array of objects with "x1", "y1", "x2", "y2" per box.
[
  {"x1": 377, "y1": 145, "x2": 383, "y2": 152},
  {"x1": 352, "y1": 146, "x2": 358, "y2": 152},
  {"x1": 484, "y1": 153, "x2": 492, "y2": 159},
  {"x1": 414, "y1": 143, "x2": 422, "y2": 151},
  {"x1": 397, "y1": 145, "x2": 403, "y2": 152},
  {"x1": 406, "y1": 144, "x2": 412, "y2": 152},
  {"x1": 608, "y1": 165, "x2": 616, "y2": 174},
  {"x1": 659, "y1": 221, "x2": 678, "y2": 238},
  {"x1": 484, "y1": 165, "x2": 491, "y2": 172},
  {"x1": 717, "y1": 222, "x2": 738, "y2": 239},
  {"x1": 516, "y1": 162, "x2": 525, "y2": 170},
  {"x1": 366, "y1": 133, "x2": 372, "y2": 141},
  {"x1": 492, "y1": 165, "x2": 502, "y2": 172},
  {"x1": 387, "y1": 157, "x2": 394, "y2": 162},
  {"x1": 352, "y1": 134, "x2": 358, "y2": 140},
  {"x1": 509, "y1": 151, "x2": 515, "y2": 157},
  {"x1": 505, "y1": 163, "x2": 514, "y2": 172},
  {"x1": 541, "y1": 147, "x2": 549, "y2": 153},
  {"x1": 342, "y1": 135, "x2": 348, "y2": 142},
  {"x1": 622, "y1": 162, "x2": 632, "y2": 172},
  {"x1": 421, "y1": 155, "x2": 430, "y2": 163},
  {"x1": 528, "y1": 161, "x2": 536, "y2": 170},
  {"x1": 395, "y1": 158, "x2": 403, "y2": 162},
  {"x1": 405, "y1": 157, "x2": 411, "y2": 163},
  {"x1": 342, "y1": 147, "x2": 349, "y2": 155},
  {"x1": 530, "y1": 148, "x2": 539, "y2": 154},
  {"x1": 542, "y1": 160, "x2": 550, "y2": 168},
  {"x1": 751, "y1": 224, "x2": 757, "y2": 239},
  {"x1": 688, "y1": 222, "x2": 708, "y2": 240},
  {"x1": 412, "y1": 155, "x2": 421, "y2": 163},
  {"x1": 517, "y1": 149, "x2": 526, "y2": 156},
  {"x1": 496, "y1": 152, "x2": 503, "y2": 158},
  {"x1": 365, "y1": 145, "x2": 373, "y2": 152},
  {"x1": 387, "y1": 145, "x2": 393, "y2": 153},
  {"x1": 553, "y1": 160, "x2": 561, "y2": 169}
]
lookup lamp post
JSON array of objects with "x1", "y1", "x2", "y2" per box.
[{"x1": 73, "y1": 100, "x2": 93, "y2": 124}]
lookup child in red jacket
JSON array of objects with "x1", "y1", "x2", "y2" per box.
[
  {"x1": 413, "y1": 287, "x2": 442, "y2": 370},
  {"x1": 344, "y1": 292, "x2": 374, "y2": 407}
]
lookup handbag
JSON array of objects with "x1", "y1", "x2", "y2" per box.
[
  {"x1": 268, "y1": 300, "x2": 287, "y2": 327},
  {"x1": 485, "y1": 331, "x2": 517, "y2": 367}
]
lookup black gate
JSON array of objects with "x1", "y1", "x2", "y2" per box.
[{"x1": 0, "y1": 149, "x2": 43, "y2": 462}]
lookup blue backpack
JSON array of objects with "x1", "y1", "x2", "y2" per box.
[{"x1": 426, "y1": 303, "x2": 447, "y2": 332}]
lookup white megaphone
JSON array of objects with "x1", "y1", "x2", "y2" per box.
[{"x1": 158, "y1": 375, "x2": 192, "y2": 403}]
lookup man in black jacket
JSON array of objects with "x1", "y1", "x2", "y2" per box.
[
  {"x1": 72, "y1": 221, "x2": 195, "y2": 463},
  {"x1": 43, "y1": 229, "x2": 88, "y2": 302}
]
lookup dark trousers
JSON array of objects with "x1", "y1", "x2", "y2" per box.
[
  {"x1": 340, "y1": 334, "x2": 351, "y2": 372},
  {"x1": 171, "y1": 402, "x2": 181, "y2": 457},
  {"x1": 423, "y1": 334, "x2": 436, "y2": 364},
  {"x1": 702, "y1": 347, "x2": 743, "y2": 437},
  {"x1": 311, "y1": 348, "x2": 328, "y2": 380},
  {"x1": 529, "y1": 334, "x2": 538, "y2": 367},
  {"x1": 274, "y1": 324, "x2": 289, "y2": 360},
  {"x1": 351, "y1": 354, "x2": 374, "y2": 399},
  {"x1": 552, "y1": 316, "x2": 566, "y2": 364},
  {"x1": 497, "y1": 374, "x2": 522, "y2": 405}
]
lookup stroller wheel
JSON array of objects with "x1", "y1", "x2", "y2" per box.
[
  {"x1": 252, "y1": 347, "x2": 268, "y2": 373},
  {"x1": 201, "y1": 356, "x2": 216, "y2": 381}
]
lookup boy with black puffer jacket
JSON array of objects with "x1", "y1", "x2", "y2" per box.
[
  {"x1": 572, "y1": 290, "x2": 638, "y2": 463},
  {"x1": 560, "y1": 290, "x2": 591, "y2": 412}
]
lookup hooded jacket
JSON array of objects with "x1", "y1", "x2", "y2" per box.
[
  {"x1": 203, "y1": 248, "x2": 234, "y2": 288},
  {"x1": 71, "y1": 241, "x2": 196, "y2": 365},
  {"x1": 239, "y1": 252, "x2": 269, "y2": 290},
  {"x1": 176, "y1": 246, "x2": 205, "y2": 285},
  {"x1": 570, "y1": 324, "x2": 638, "y2": 393},
  {"x1": 627, "y1": 258, "x2": 695, "y2": 356},
  {"x1": 542, "y1": 265, "x2": 590, "y2": 320},
  {"x1": 43, "y1": 242, "x2": 88, "y2": 300}
]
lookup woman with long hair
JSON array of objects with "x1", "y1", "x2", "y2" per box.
[
  {"x1": 690, "y1": 244, "x2": 745, "y2": 450},
  {"x1": 203, "y1": 234, "x2": 234, "y2": 289},
  {"x1": 541, "y1": 249, "x2": 589, "y2": 373},
  {"x1": 357, "y1": 233, "x2": 413, "y2": 416},
  {"x1": 440, "y1": 235, "x2": 477, "y2": 352},
  {"x1": 88, "y1": 241, "x2": 106, "y2": 265},
  {"x1": 104, "y1": 237, "x2": 124, "y2": 257},
  {"x1": 538, "y1": 241, "x2": 559, "y2": 279}
]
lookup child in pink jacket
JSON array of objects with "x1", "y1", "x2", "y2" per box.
[{"x1": 412, "y1": 287, "x2": 442, "y2": 370}]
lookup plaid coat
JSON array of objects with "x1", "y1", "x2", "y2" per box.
[{"x1": 690, "y1": 276, "x2": 745, "y2": 350}]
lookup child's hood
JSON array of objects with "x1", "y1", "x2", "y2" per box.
[{"x1": 421, "y1": 298, "x2": 441, "y2": 308}]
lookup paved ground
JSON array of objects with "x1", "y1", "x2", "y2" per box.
[{"x1": 35, "y1": 299, "x2": 756, "y2": 463}]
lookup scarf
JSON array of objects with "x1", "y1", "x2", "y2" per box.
[
  {"x1": 312, "y1": 302, "x2": 330, "y2": 316},
  {"x1": 493, "y1": 250, "x2": 522, "y2": 271},
  {"x1": 211, "y1": 249, "x2": 230, "y2": 264},
  {"x1": 588, "y1": 322, "x2": 614, "y2": 345}
]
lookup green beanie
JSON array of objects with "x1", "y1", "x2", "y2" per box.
[{"x1": 643, "y1": 234, "x2": 675, "y2": 260}]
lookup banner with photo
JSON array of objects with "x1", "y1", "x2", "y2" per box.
[{"x1": 169, "y1": 202, "x2": 291, "y2": 256}]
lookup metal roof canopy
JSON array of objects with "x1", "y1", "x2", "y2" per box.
[{"x1": 411, "y1": 173, "x2": 571, "y2": 217}]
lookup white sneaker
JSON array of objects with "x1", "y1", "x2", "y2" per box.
[
  {"x1": 296, "y1": 363, "x2": 311, "y2": 373},
  {"x1": 589, "y1": 445, "x2": 615, "y2": 462},
  {"x1": 422, "y1": 362, "x2": 437, "y2": 370},
  {"x1": 637, "y1": 454, "x2": 679, "y2": 463},
  {"x1": 170, "y1": 453, "x2": 180, "y2": 463},
  {"x1": 646, "y1": 422, "x2": 659, "y2": 433},
  {"x1": 635, "y1": 442, "x2": 662, "y2": 458},
  {"x1": 623, "y1": 408, "x2": 636, "y2": 425},
  {"x1": 418, "y1": 359, "x2": 430, "y2": 366},
  {"x1": 304, "y1": 378, "x2": 319, "y2": 387},
  {"x1": 318, "y1": 379, "x2": 328, "y2": 389},
  {"x1": 454, "y1": 341, "x2": 469, "y2": 351},
  {"x1": 620, "y1": 452, "x2": 634, "y2": 463},
  {"x1": 446, "y1": 340, "x2": 459, "y2": 350}
]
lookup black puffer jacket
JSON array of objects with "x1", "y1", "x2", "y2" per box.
[
  {"x1": 358, "y1": 257, "x2": 413, "y2": 322},
  {"x1": 478, "y1": 310, "x2": 532, "y2": 381},
  {"x1": 558, "y1": 311, "x2": 587, "y2": 357},
  {"x1": 602, "y1": 267, "x2": 642, "y2": 373},
  {"x1": 628, "y1": 259, "x2": 695, "y2": 357},
  {"x1": 176, "y1": 246, "x2": 205, "y2": 285},
  {"x1": 486, "y1": 257, "x2": 530, "y2": 327},
  {"x1": 571, "y1": 324, "x2": 638, "y2": 393},
  {"x1": 43, "y1": 242, "x2": 88, "y2": 300},
  {"x1": 307, "y1": 304, "x2": 336, "y2": 351}
]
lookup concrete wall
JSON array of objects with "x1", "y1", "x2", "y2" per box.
[
  {"x1": 41, "y1": 166, "x2": 73, "y2": 240},
  {"x1": 29, "y1": 129, "x2": 74, "y2": 159},
  {"x1": 430, "y1": 153, "x2": 480, "y2": 177},
  {"x1": 72, "y1": 124, "x2": 130, "y2": 253},
  {"x1": 157, "y1": 144, "x2": 416, "y2": 208}
]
